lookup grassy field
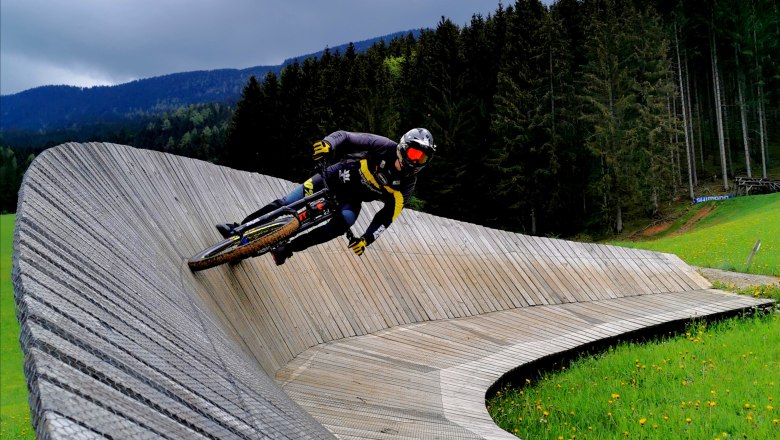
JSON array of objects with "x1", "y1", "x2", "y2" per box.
[
  {"x1": 611, "y1": 193, "x2": 780, "y2": 276},
  {"x1": 488, "y1": 313, "x2": 780, "y2": 439},
  {"x1": 1, "y1": 214, "x2": 34, "y2": 439},
  {"x1": 489, "y1": 192, "x2": 780, "y2": 439}
]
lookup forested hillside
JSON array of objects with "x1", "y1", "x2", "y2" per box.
[
  {"x1": 0, "y1": 31, "x2": 417, "y2": 131},
  {"x1": 2, "y1": 0, "x2": 778, "y2": 239}
]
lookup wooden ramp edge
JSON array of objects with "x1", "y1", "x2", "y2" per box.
[{"x1": 12, "y1": 143, "x2": 773, "y2": 439}]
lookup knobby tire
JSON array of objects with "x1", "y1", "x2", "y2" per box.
[{"x1": 188, "y1": 216, "x2": 300, "y2": 271}]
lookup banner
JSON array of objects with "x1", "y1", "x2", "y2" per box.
[{"x1": 693, "y1": 195, "x2": 733, "y2": 204}]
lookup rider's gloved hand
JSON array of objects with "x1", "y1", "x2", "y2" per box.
[
  {"x1": 348, "y1": 236, "x2": 368, "y2": 256},
  {"x1": 313, "y1": 140, "x2": 332, "y2": 161}
]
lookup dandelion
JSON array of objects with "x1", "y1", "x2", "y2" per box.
[
  {"x1": 686, "y1": 417, "x2": 692, "y2": 424},
  {"x1": 708, "y1": 401, "x2": 717, "y2": 407},
  {"x1": 767, "y1": 405, "x2": 774, "y2": 411},
  {"x1": 639, "y1": 418, "x2": 647, "y2": 426},
  {"x1": 612, "y1": 393, "x2": 621, "y2": 400}
]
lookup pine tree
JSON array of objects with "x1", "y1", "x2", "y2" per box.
[
  {"x1": 579, "y1": 0, "x2": 641, "y2": 233},
  {"x1": 222, "y1": 76, "x2": 263, "y2": 170}
]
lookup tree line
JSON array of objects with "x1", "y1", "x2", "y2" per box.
[
  {"x1": 220, "y1": 0, "x2": 779, "y2": 237},
  {"x1": 0, "y1": 103, "x2": 231, "y2": 213},
  {"x1": 3, "y1": 0, "x2": 778, "y2": 239}
]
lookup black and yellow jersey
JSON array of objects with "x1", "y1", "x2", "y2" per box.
[{"x1": 322, "y1": 131, "x2": 416, "y2": 245}]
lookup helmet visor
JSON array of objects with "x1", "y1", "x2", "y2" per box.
[{"x1": 405, "y1": 146, "x2": 430, "y2": 166}]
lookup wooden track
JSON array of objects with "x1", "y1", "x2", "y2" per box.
[{"x1": 12, "y1": 143, "x2": 773, "y2": 439}]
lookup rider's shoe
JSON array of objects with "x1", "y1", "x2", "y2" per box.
[
  {"x1": 216, "y1": 222, "x2": 239, "y2": 239},
  {"x1": 270, "y1": 244, "x2": 292, "y2": 266}
]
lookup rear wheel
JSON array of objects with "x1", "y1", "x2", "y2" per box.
[{"x1": 188, "y1": 216, "x2": 300, "y2": 271}]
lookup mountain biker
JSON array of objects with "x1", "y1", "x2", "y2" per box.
[{"x1": 216, "y1": 128, "x2": 436, "y2": 266}]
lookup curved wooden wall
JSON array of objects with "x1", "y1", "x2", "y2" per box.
[{"x1": 12, "y1": 143, "x2": 769, "y2": 438}]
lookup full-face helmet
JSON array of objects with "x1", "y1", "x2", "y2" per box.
[{"x1": 397, "y1": 128, "x2": 436, "y2": 173}]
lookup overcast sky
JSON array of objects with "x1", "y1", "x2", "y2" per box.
[{"x1": 1, "y1": 0, "x2": 507, "y2": 96}]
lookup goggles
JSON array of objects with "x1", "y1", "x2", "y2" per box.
[{"x1": 405, "y1": 145, "x2": 430, "y2": 165}]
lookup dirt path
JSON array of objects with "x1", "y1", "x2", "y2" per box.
[
  {"x1": 696, "y1": 266, "x2": 780, "y2": 289},
  {"x1": 638, "y1": 204, "x2": 717, "y2": 239}
]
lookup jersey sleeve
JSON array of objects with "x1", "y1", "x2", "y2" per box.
[
  {"x1": 324, "y1": 131, "x2": 396, "y2": 158},
  {"x1": 362, "y1": 180, "x2": 415, "y2": 245}
]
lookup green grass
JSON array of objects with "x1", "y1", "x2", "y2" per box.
[
  {"x1": 488, "y1": 313, "x2": 780, "y2": 439},
  {"x1": 611, "y1": 193, "x2": 780, "y2": 276},
  {"x1": 489, "y1": 192, "x2": 780, "y2": 439},
  {"x1": 0, "y1": 214, "x2": 34, "y2": 439}
]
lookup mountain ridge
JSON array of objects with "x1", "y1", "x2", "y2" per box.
[{"x1": 0, "y1": 30, "x2": 419, "y2": 131}]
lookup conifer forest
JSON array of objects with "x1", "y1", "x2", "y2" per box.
[{"x1": 3, "y1": 0, "x2": 779, "y2": 238}]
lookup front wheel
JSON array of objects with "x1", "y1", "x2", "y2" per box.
[{"x1": 188, "y1": 216, "x2": 300, "y2": 271}]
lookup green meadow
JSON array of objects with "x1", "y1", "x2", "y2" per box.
[
  {"x1": 612, "y1": 193, "x2": 780, "y2": 276},
  {"x1": 1, "y1": 214, "x2": 34, "y2": 439},
  {"x1": 489, "y1": 313, "x2": 780, "y2": 439},
  {"x1": 489, "y1": 193, "x2": 780, "y2": 439}
]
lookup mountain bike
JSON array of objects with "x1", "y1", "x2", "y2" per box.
[{"x1": 188, "y1": 162, "x2": 353, "y2": 271}]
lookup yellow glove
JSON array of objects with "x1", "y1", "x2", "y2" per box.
[
  {"x1": 313, "y1": 140, "x2": 332, "y2": 161},
  {"x1": 348, "y1": 236, "x2": 367, "y2": 256}
]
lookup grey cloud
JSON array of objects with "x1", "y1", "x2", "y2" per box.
[{"x1": 1, "y1": 0, "x2": 503, "y2": 95}]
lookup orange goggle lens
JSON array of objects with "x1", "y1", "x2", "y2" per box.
[{"x1": 406, "y1": 147, "x2": 428, "y2": 164}]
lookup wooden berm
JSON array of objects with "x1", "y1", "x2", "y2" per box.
[{"x1": 12, "y1": 143, "x2": 773, "y2": 439}]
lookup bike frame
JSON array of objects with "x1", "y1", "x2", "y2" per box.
[{"x1": 231, "y1": 161, "x2": 355, "y2": 243}]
